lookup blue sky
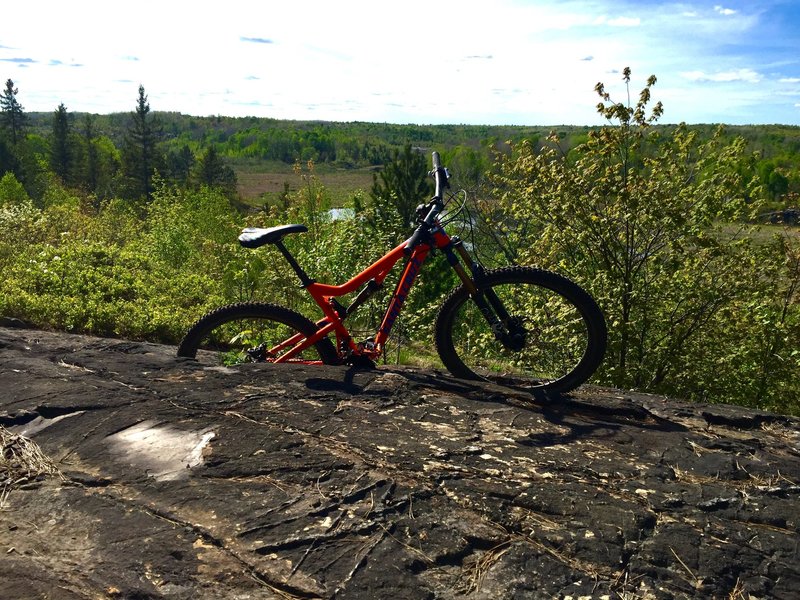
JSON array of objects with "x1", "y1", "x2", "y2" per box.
[{"x1": 2, "y1": 0, "x2": 800, "y2": 125}]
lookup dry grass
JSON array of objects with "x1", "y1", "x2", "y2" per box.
[
  {"x1": 1, "y1": 425, "x2": 62, "y2": 507},
  {"x1": 235, "y1": 167, "x2": 375, "y2": 203},
  {"x1": 457, "y1": 540, "x2": 512, "y2": 594}
]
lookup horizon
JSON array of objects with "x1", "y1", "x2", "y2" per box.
[
  {"x1": 3, "y1": 0, "x2": 800, "y2": 127},
  {"x1": 20, "y1": 106, "x2": 800, "y2": 130}
]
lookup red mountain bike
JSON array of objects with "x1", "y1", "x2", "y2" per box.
[{"x1": 177, "y1": 152, "x2": 607, "y2": 393}]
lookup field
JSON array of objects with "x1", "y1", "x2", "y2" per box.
[{"x1": 234, "y1": 162, "x2": 377, "y2": 206}]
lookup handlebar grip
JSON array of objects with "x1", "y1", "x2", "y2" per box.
[{"x1": 431, "y1": 151, "x2": 448, "y2": 199}]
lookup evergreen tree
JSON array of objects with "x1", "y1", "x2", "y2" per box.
[
  {"x1": 0, "y1": 79, "x2": 25, "y2": 146},
  {"x1": 121, "y1": 85, "x2": 162, "y2": 200},
  {"x1": 0, "y1": 137, "x2": 17, "y2": 176},
  {"x1": 166, "y1": 143, "x2": 195, "y2": 185},
  {"x1": 82, "y1": 113, "x2": 99, "y2": 195},
  {"x1": 367, "y1": 144, "x2": 432, "y2": 243},
  {"x1": 50, "y1": 103, "x2": 72, "y2": 182},
  {"x1": 192, "y1": 145, "x2": 237, "y2": 197}
]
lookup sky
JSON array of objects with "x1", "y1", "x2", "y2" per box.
[{"x1": 2, "y1": 0, "x2": 800, "y2": 126}]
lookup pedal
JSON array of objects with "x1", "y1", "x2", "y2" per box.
[
  {"x1": 246, "y1": 343, "x2": 269, "y2": 362},
  {"x1": 344, "y1": 338, "x2": 377, "y2": 369}
]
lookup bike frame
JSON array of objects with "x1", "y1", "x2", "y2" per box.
[
  {"x1": 183, "y1": 150, "x2": 603, "y2": 392},
  {"x1": 268, "y1": 224, "x2": 455, "y2": 364}
]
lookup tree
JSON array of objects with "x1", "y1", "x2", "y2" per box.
[
  {"x1": 0, "y1": 136, "x2": 17, "y2": 177},
  {"x1": 758, "y1": 162, "x2": 791, "y2": 201},
  {"x1": 366, "y1": 144, "x2": 432, "y2": 244},
  {"x1": 50, "y1": 103, "x2": 72, "y2": 182},
  {"x1": 0, "y1": 79, "x2": 25, "y2": 146},
  {"x1": 192, "y1": 145, "x2": 237, "y2": 198},
  {"x1": 82, "y1": 113, "x2": 100, "y2": 195},
  {"x1": 121, "y1": 85, "x2": 162, "y2": 200},
  {"x1": 166, "y1": 143, "x2": 195, "y2": 186},
  {"x1": 0, "y1": 171, "x2": 31, "y2": 207},
  {"x1": 443, "y1": 145, "x2": 489, "y2": 189},
  {"x1": 490, "y1": 68, "x2": 776, "y2": 403}
]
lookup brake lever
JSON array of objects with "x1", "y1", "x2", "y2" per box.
[{"x1": 405, "y1": 199, "x2": 444, "y2": 254}]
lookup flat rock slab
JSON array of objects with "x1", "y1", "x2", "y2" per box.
[{"x1": 1, "y1": 327, "x2": 799, "y2": 599}]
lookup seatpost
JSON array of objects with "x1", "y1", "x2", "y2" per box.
[{"x1": 274, "y1": 240, "x2": 315, "y2": 287}]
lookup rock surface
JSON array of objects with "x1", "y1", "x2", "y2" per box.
[{"x1": 1, "y1": 326, "x2": 799, "y2": 599}]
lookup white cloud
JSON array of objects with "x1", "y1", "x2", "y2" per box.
[
  {"x1": 593, "y1": 15, "x2": 641, "y2": 27},
  {"x1": 1, "y1": 0, "x2": 798, "y2": 125},
  {"x1": 607, "y1": 16, "x2": 641, "y2": 27},
  {"x1": 714, "y1": 5, "x2": 737, "y2": 16},
  {"x1": 681, "y1": 68, "x2": 762, "y2": 83}
]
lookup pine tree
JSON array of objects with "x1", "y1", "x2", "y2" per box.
[
  {"x1": 366, "y1": 144, "x2": 432, "y2": 243},
  {"x1": 82, "y1": 114, "x2": 99, "y2": 195},
  {"x1": 0, "y1": 79, "x2": 25, "y2": 146},
  {"x1": 0, "y1": 137, "x2": 16, "y2": 176},
  {"x1": 193, "y1": 145, "x2": 237, "y2": 197},
  {"x1": 121, "y1": 85, "x2": 162, "y2": 199},
  {"x1": 50, "y1": 103, "x2": 71, "y2": 182},
  {"x1": 165, "y1": 143, "x2": 195, "y2": 185}
]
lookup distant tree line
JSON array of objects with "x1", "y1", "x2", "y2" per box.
[
  {"x1": 0, "y1": 81, "x2": 238, "y2": 204},
  {"x1": 5, "y1": 78, "x2": 800, "y2": 211}
]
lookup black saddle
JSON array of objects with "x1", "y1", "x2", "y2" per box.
[{"x1": 238, "y1": 224, "x2": 307, "y2": 249}]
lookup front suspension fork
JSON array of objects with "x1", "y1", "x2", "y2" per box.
[{"x1": 445, "y1": 239, "x2": 520, "y2": 346}]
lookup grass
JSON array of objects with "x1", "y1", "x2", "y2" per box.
[
  {"x1": 386, "y1": 340, "x2": 443, "y2": 370},
  {"x1": 1, "y1": 426, "x2": 63, "y2": 507},
  {"x1": 234, "y1": 164, "x2": 377, "y2": 206},
  {"x1": 718, "y1": 222, "x2": 800, "y2": 245}
]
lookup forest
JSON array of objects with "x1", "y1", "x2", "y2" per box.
[{"x1": 1, "y1": 74, "x2": 800, "y2": 414}]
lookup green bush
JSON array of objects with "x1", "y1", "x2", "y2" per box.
[
  {"x1": 0, "y1": 181, "x2": 240, "y2": 342},
  {"x1": 490, "y1": 69, "x2": 800, "y2": 412}
]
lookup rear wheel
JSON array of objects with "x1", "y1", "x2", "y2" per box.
[
  {"x1": 177, "y1": 302, "x2": 339, "y2": 366},
  {"x1": 435, "y1": 267, "x2": 606, "y2": 393}
]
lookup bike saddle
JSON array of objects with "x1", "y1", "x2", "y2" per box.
[{"x1": 239, "y1": 224, "x2": 308, "y2": 248}]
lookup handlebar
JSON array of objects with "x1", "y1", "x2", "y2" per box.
[
  {"x1": 404, "y1": 152, "x2": 450, "y2": 254},
  {"x1": 431, "y1": 151, "x2": 448, "y2": 201}
]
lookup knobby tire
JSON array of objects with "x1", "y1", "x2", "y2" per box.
[
  {"x1": 434, "y1": 266, "x2": 607, "y2": 393},
  {"x1": 177, "y1": 302, "x2": 339, "y2": 365}
]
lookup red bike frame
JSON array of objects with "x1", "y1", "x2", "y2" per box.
[{"x1": 269, "y1": 225, "x2": 454, "y2": 364}]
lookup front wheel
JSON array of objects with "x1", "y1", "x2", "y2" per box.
[
  {"x1": 435, "y1": 267, "x2": 607, "y2": 393},
  {"x1": 177, "y1": 302, "x2": 339, "y2": 366}
]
